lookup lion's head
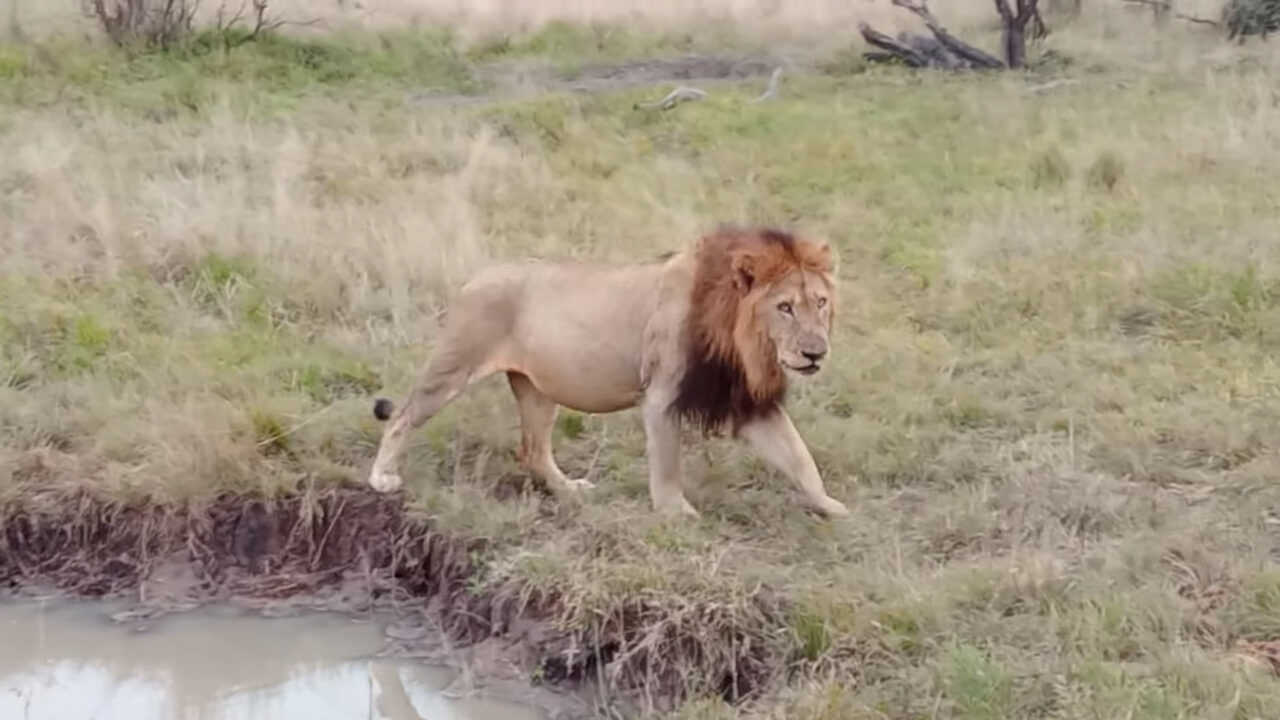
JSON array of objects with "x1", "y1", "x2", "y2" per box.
[{"x1": 670, "y1": 226, "x2": 837, "y2": 434}]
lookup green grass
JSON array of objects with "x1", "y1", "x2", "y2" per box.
[
  {"x1": 0, "y1": 28, "x2": 482, "y2": 114},
  {"x1": 465, "y1": 19, "x2": 703, "y2": 65},
  {"x1": 5, "y1": 13, "x2": 1280, "y2": 718}
]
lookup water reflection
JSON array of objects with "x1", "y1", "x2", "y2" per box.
[{"x1": 0, "y1": 600, "x2": 544, "y2": 720}]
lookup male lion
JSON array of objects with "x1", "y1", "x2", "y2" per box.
[{"x1": 366, "y1": 225, "x2": 850, "y2": 518}]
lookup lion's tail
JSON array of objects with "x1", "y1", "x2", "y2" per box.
[{"x1": 372, "y1": 398, "x2": 395, "y2": 422}]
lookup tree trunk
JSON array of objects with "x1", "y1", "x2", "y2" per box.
[
  {"x1": 1003, "y1": 21, "x2": 1026, "y2": 67},
  {"x1": 7, "y1": 0, "x2": 24, "y2": 42},
  {"x1": 994, "y1": 0, "x2": 1040, "y2": 69}
]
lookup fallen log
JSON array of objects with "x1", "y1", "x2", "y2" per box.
[
  {"x1": 858, "y1": 22, "x2": 934, "y2": 68},
  {"x1": 894, "y1": 0, "x2": 1007, "y2": 67},
  {"x1": 859, "y1": 0, "x2": 1044, "y2": 70}
]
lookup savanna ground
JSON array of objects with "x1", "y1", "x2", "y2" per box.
[{"x1": 4, "y1": 0, "x2": 1280, "y2": 717}]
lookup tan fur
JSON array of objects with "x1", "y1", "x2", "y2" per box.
[{"x1": 366, "y1": 226, "x2": 849, "y2": 519}]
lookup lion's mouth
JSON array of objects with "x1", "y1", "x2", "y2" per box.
[{"x1": 788, "y1": 363, "x2": 822, "y2": 376}]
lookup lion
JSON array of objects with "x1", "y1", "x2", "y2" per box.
[{"x1": 366, "y1": 225, "x2": 850, "y2": 518}]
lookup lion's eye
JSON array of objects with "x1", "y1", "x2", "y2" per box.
[
  {"x1": 816, "y1": 297, "x2": 828, "y2": 309},
  {"x1": 777, "y1": 302, "x2": 794, "y2": 315}
]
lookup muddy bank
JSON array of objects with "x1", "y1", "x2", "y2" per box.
[{"x1": 0, "y1": 486, "x2": 795, "y2": 716}]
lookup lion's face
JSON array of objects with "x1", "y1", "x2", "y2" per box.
[{"x1": 755, "y1": 270, "x2": 834, "y2": 377}]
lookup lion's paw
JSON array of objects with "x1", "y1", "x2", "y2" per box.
[
  {"x1": 655, "y1": 495, "x2": 700, "y2": 519},
  {"x1": 813, "y1": 496, "x2": 850, "y2": 518},
  {"x1": 563, "y1": 477, "x2": 596, "y2": 492},
  {"x1": 680, "y1": 497, "x2": 701, "y2": 518},
  {"x1": 369, "y1": 469, "x2": 403, "y2": 493}
]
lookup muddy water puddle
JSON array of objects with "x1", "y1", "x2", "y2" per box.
[{"x1": 0, "y1": 599, "x2": 549, "y2": 720}]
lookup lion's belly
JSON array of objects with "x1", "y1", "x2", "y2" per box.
[
  {"x1": 494, "y1": 259, "x2": 666, "y2": 414},
  {"x1": 509, "y1": 317, "x2": 649, "y2": 414},
  {"x1": 512, "y1": 342, "x2": 645, "y2": 413},
  {"x1": 524, "y1": 370, "x2": 642, "y2": 414}
]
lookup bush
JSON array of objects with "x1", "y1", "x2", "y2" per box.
[
  {"x1": 86, "y1": 0, "x2": 284, "y2": 51},
  {"x1": 86, "y1": 0, "x2": 198, "y2": 49},
  {"x1": 1222, "y1": 0, "x2": 1280, "y2": 40}
]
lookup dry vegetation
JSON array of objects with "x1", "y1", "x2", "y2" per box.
[{"x1": 5, "y1": 0, "x2": 1280, "y2": 717}]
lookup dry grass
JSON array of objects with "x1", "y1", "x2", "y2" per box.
[
  {"x1": 6, "y1": 0, "x2": 1280, "y2": 717},
  {"x1": 8, "y1": 0, "x2": 1010, "y2": 39}
]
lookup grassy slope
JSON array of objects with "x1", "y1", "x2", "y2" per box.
[{"x1": 5, "y1": 11, "x2": 1280, "y2": 719}]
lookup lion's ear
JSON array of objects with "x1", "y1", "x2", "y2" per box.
[
  {"x1": 814, "y1": 242, "x2": 833, "y2": 266},
  {"x1": 731, "y1": 254, "x2": 756, "y2": 293},
  {"x1": 802, "y1": 241, "x2": 835, "y2": 273}
]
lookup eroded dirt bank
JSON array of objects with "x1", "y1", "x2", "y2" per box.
[{"x1": 0, "y1": 487, "x2": 791, "y2": 716}]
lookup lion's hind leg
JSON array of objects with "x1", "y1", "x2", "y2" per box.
[
  {"x1": 368, "y1": 343, "x2": 496, "y2": 493},
  {"x1": 507, "y1": 372, "x2": 595, "y2": 497}
]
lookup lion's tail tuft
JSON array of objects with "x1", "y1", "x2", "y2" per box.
[{"x1": 372, "y1": 398, "x2": 395, "y2": 422}]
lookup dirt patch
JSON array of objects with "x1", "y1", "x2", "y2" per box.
[
  {"x1": 566, "y1": 54, "x2": 783, "y2": 85},
  {"x1": 0, "y1": 486, "x2": 794, "y2": 716},
  {"x1": 432, "y1": 52, "x2": 788, "y2": 106}
]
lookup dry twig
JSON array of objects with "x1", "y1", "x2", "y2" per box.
[
  {"x1": 753, "y1": 67, "x2": 784, "y2": 102},
  {"x1": 634, "y1": 86, "x2": 707, "y2": 111},
  {"x1": 1122, "y1": 0, "x2": 1221, "y2": 26}
]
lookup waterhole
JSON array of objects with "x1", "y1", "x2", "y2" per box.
[{"x1": 0, "y1": 599, "x2": 548, "y2": 720}]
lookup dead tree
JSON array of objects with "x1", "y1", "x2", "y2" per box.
[
  {"x1": 8, "y1": 0, "x2": 25, "y2": 42},
  {"x1": 994, "y1": 0, "x2": 1046, "y2": 67},
  {"x1": 860, "y1": 0, "x2": 1045, "y2": 70},
  {"x1": 87, "y1": 0, "x2": 200, "y2": 49},
  {"x1": 213, "y1": 0, "x2": 291, "y2": 50}
]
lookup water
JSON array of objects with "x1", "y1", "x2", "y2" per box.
[{"x1": 0, "y1": 600, "x2": 547, "y2": 720}]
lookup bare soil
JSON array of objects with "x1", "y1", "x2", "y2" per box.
[
  {"x1": 564, "y1": 53, "x2": 783, "y2": 85},
  {"x1": 412, "y1": 52, "x2": 789, "y2": 107}
]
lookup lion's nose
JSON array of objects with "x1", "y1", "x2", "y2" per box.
[{"x1": 802, "y1": 349, "x2": 826, "y2": 363}]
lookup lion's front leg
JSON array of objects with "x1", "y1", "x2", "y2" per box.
[
  {"x1": 641, "y1": 391, "x2": 698, "y2": 518},
  {"x1": 738, "y1": 407, "x2": 850, "y2": 518}
]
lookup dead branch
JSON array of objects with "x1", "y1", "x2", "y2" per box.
[
  {"x1": 891, "y1": 0, "x2": 1007, "y2": 67},
  {"x1": 215, "y1": 0, "x2": 289, "y2": 48},
  {"x1": 753, "y1": 67, "x2": 783, "y2": 102},
  {"x1": 899, "y1": 32, "x2": 968, "y2": 69},
  {"x1": 215, "y1": 0, "x2": 249, "y2": 32},
  {"x1": 88, "y1": 0, "x2": 201, "y2": 49},
  {"x1": 862, "y1": 0, "x2": 1042, "y2": 70},
  {"x1": 634, "y1": 86, "x2": 707, "y2": 111},
  {"x1": 247, "y1": 0, "x2": 287, "y2": 38},
  {"x1": 1122, "y1": 0, "x2": 1221, "y2": 26},
  {"x1": 858, "y1": 22, "x2": 933, "y2": 67},
  {"x1": 84, "y1": 0, "x2": 312, "y2": 50},
  {"x1": 1179, "y1": 13, "x2": 1222, "y2": 26}
]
